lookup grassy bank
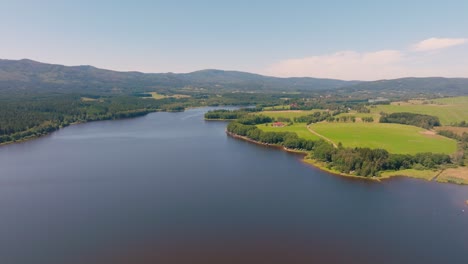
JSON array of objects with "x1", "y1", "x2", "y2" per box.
[{"x1": 228, "y1": 130, "x2": 461, "y2": 184}]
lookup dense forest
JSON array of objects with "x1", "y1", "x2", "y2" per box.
[
  {"x1": 379, "y1": 112, "x2": 441, "y2": 129},
  {"x1": 204, "y1": 108, "x2": 261, "y2": 120},
  {"x1": 0, "y1": 95, "x2": 183, "y2": 143},
  {"x1": 437, "y1": 130, "x2": 468, "y2": 165},
  {"x1": 0, "y1": 93, "x2": 283, "y2": 144},
  {"x1": 294, "y1": 111, "x2": 336, "y2": 124}
]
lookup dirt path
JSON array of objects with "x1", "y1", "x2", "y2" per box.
[
  {"x1": 307, "y1": 125, "x2": 338, "y2": 148},
  {"x1": 430, "y1": 169, "x2": 444, "y2": 181}
]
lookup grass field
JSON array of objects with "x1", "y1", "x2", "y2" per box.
[
  {"x1": 263, "y1": 105, "x2": 291, "y2": 110},
  {"x1": 144, "y1": 92, "x2": 191, "y2": 100},
  {"x1": 369, "y1": 96, "x2": 468, "y2": 125},
  {"x1": 257, "y1": 123, "x2": 321, "y2": 141},
  {"x1": 81, "y1": 97, "x2": 99, "y2": 102},
  {"x1": 309, "y1": 122, "x2": 457, "y2": 155},
  {"x1": 256, "y1": 110, "x2": 323, "y2": 120},
  {"x1": 380, "y1": 169, "x2": 440, "y2": 181}
]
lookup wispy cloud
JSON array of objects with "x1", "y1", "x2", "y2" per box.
[
  {"x1": 264, "y1": 37, "x2": 468, "y2": 80},
  {"x1": 412, "y1": 37, "x2": 467, "y2": 52},
  {"x1": 265, "y1": 50, "x2": 403, "y2": 80}
]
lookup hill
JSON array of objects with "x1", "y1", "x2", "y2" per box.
[
  {"x1": 0, "y1": 59, "x2": 357, "y2": 95},
  {"x1": 1, "y1": 59, "x2": 467, "y2": 97},
  {"x1": 342, "y1": 77, "x2": 468, "y2": 97}
]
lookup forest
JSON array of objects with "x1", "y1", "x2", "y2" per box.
[
  {"x1": 204, "y1": 108, "x2": 261, "y2": 120},
  {"x1": 0, "y1": 92, "x2": 283, "y2": 144},
  {"x1": 379, "y1": 112, "x2": 441, "y2": 129}
]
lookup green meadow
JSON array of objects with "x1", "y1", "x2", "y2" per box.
[
  {"x1": 257, "y1": 110, "x2": 323, "y2": 120},
  {"x1": 380, "y1": 169, "x2": 439, "y2": 181},
  {"x1": 143, "y1": 92, "x2": 191, "y2": 100},
  {"x1": 309, "y1": 122, "x2": 457, "y2": 155},
  {"x1": 257, "y1": 123, "x2": 321, "y2": 141},
  {"x1": 263, "y1": 105, "x2": 291, "y2": 110},
  {"x1": 370, "y1": 96, "x2": 468, "y2": 125}
]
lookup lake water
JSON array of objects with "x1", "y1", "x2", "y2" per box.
[{"x1": 0, "y1": 108, "x2": 466, "y2": 264}]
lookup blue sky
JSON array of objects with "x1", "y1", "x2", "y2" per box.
[{"x1": 1, "y1": 0, "x2": 467, "y2": 80}]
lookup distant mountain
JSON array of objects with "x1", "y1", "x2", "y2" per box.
[
  {"x1": 341, "y1": 77, "x2": 468, "y2": 97},
  {"x1": 178, "y1": 69, "x2": 356, "y2": 91},
  {"x1": 1, "y1": 59, "x2": 467, "y2": 97},
  {"x1": 0, "y1": 59, "x2": 358, "y2": 94}
]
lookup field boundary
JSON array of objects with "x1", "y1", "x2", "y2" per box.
[{"x1": 307, "y1": 125, "x2": 338, "y2": 148}]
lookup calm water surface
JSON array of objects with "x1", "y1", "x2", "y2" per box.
[{"x1": 0, "y1": 108, "x2": 466, "y2": 264}]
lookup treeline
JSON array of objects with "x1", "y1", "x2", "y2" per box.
[
  {"x1": 437, "y1": 130, "x2": 468, "y2": 142},
  {"x1": 353, "y1": 105, "x2": 371, "y2": 113},
  {"x1": 204, "y1": 108, "x2": 260, "y2": 120},
  {"x1": 310, "y1": 140, "x2": 450, "y2": 176},
  {"x1": 329, "y1": 116, "x2": 356, "y2": 123},
  {"x1": 0, "y1": 94, "x2": 195, "y2": 144},
  {"x1": 380, "y1": 112, "x2": 440, "y2": 129},
  {"x1": 227, "y1": 119, "x2": 452, "y2": 177},
  {"x1": 449, "y1": 121, "x2": 468, "y2": 127},
  {"x1": 227, "y1": 122, "x2": 316, "y2": 150},
  {"x1": 314, "y1": 147, "x2": 451, "y2": 176},
  {"x1": 294, "y1": 111, "x2": 332, "y2": 124},
  {"x1": 236, "y1": 115, "x2": 273, "y2": 125},
  {"x1": 293, "y1": 110, "x2": 368, "y2": 124},
  {"x1": 437, "y1": 130, "x2": 468, "y2": 165}
]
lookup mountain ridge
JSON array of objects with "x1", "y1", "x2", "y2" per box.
[
  {"x1": 0, "y1": 59, "x2": 359, "y2": 94},
  {"x1": 0, "y1": 58, "x2": 467, "y2": 96}
]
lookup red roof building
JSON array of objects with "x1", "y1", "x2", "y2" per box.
[{"x1": 272, "y1": 122, "x2": 285, "y2": 127}]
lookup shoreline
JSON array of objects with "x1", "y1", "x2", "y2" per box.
[
  {"x1": 0, "y1": 108, "x2": 171, "y2": 147},
  {"x1": 204, "y1": 118, "x2": 234, "y2": 121},
  {"x1": 226, "y1": 131, "x2": 468, "y2": 185},
  {"x1": 0, "y1": 105, "x2": 240, "y2": 147},
  {"x1": 226, "y1": 131, "x2": 382, "y2": 182}
]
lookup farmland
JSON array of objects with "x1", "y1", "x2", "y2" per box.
[
  {"x1": 263, "y1": 105, "x2": 291, "y2": 110},
  {"x1": 257, "y1": 123, "x2": 321, "y2": 141},
  {"x1": 143, "y1": 92, "x2": 191, "y2": 100},
  {"x1": 257, "y1": 110, "x2": 323, "y2": 120},
  {"x1": 309, "y1": 122, "x2": 457, "y2": 155},
  {"x1": 253, "y1": 108, "x2": 458, "y2": 155},
  {"x1": 369, "y1": 96, "x2": 468, "y2": 125}
]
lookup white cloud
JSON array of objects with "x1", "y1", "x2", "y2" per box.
[
  {"x1": 263, "y1": 37, "x2": 468, "y2": 80},
  {"x1": 412, "y1": 37, "x2": 467, "y2": 52},
  {"x1": 265, "y1": 50, "x2": 404, "y2": 80}
]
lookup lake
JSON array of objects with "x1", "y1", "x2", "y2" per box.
[{"x1": 0, "y1": 108, "x2": 466, "y2": 264}]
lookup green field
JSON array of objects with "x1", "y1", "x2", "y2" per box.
[
  {"x1": 263, "y1": 105, "x2": 291, "y2": 110},
  {"x1": 380, "y1": 169, "x2": 439, "y2": 180},
  {"x1": 256, "y1": 110, "x2": 323, "y2": 120},
  {"x1": 310, "y1": 123, "x2": 457, "y2": 155},
  {"x1": 257, "y1": 123, "x2": 321, "y2": 140},
  {"x1": 370, "y1": 96, "x2": 468, "y2": 125},
  {"x1": 143, "y1": 92, "x2": 191, "y2": 100}
]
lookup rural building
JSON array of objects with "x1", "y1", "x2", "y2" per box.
[{"x1": 272, "y1": 122, "x2": 285, "y2": 127}]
